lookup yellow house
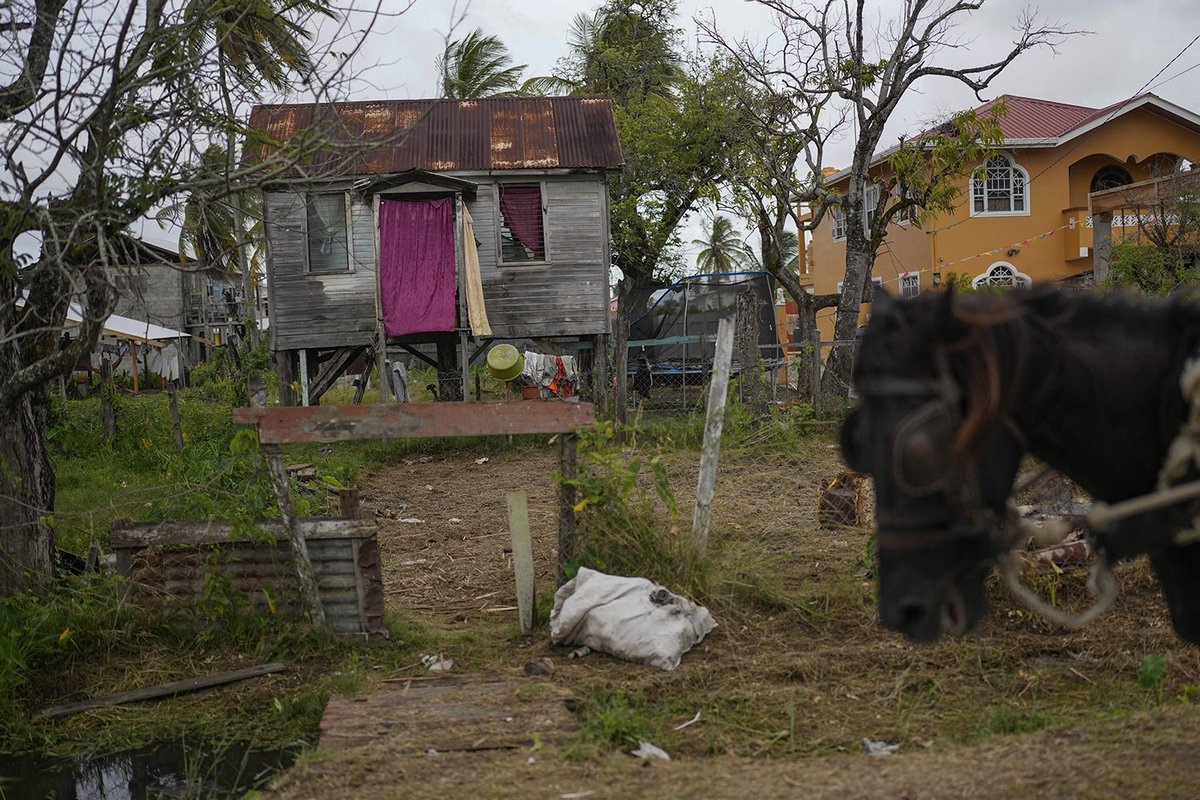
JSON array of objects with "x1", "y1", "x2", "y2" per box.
[{"x1": 800, "y1": 93, "x2": 1200, "y2": 333}]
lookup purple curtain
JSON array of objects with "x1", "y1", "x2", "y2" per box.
[
  {"x1": 379, "y1": 198, "x2": 456, "y2": 337},
  {"x1": 499, "y1": 185, "x2": 544, "y2": 258}
]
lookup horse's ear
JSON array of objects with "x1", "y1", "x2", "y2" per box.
[
  {"x1": 934, "y1": 282, "x2": 956, "y2": 333},
  {"x1": 873, "y1": 286, "x2": 895, "y2": 314}
]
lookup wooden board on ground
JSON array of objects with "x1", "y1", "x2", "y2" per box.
[
  {"x1": 317, "y1": 675, "x2": 578, "y2": 754},
  {"x1": 40, "y1": 663, "x2": 286, "y2": 719}
]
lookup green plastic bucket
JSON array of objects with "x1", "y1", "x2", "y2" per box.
[{"x1": 486, "y1": 344, "x2": 525, "y2": 382}]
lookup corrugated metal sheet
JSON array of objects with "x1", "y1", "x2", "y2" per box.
[
  {"x1": 246, "y1": 97, "x2": 623, "y2": 176},
  {"x1": 975, "y1": 95, "x2": 1102, "y2": 140},
  {"x1": 112, "y1": 518, "x2": 386, "y2": 637}
]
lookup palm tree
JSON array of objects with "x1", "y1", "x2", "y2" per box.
[
  {"x1": 182, "y1": 0, "x2": 333, "y2": 93},
  {"x1": 748, "y1": 230, "x2": 801, "y2": 274},
  {"x1": 437, "y1": 29, "x2": 526, "y2": 98},
  {"x1": 178, "y1": 144, "x2": 264, "y2": 278},
  {"x1": 177, "y1": 1, "x2": 335, "y2": 342},
  {"x1": 561, "y1": 3, "x2": 681, "y2": 103},
  {"x1": 692, "y1": 216, "x2": 752, "y2": 274}
]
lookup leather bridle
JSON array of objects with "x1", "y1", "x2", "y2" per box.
[{"x1": 852, "y1": 349, "x2": 1014, "y2": 555}]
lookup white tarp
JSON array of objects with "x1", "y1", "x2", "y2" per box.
[
  {"x1": 66, "y1": 304, "x2": 189, "y2": 347},
  {"x1": 549, "y1": 568, "x2": 717, "y2": 671},
  {"x1": 17, "y1": 293, "x2": 190, "y2": 347}
]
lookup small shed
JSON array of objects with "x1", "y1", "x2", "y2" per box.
[{"x1": 247, "y1": 97, "x2": 624, "y2": 404}]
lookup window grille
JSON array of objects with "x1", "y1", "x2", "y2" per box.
[{"x1": 499, "y1": 184, "x2": 546, "y2": 263}]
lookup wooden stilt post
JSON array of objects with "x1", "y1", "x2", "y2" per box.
[
  {"x1": 130, "y1": 340, "x2": 140, "y2": 394},
  {"x1": 508, "y1": 492, "x2": 534, "y2": 635},
  {"x1": 459, "y1": 329, "x2": 470, "y2": 402},
  {"x1": 276, "y1": 350, "x2": 296, "y2": 407},
  {"x1": 691, "y1": 317, "x2": 735, "y2": 561},
  {"x1": 299, "y1": 348, "x2": 310, "y2": 407},
  {"x1": 558, "y1": 433, "x2": 578, "y2": 584}
]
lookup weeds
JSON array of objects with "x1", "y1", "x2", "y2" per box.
[{"x1": 565, "y1": 421, "x2": 703, "y2": 594}]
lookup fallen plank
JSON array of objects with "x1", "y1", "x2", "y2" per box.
[{"x1": 39, "y1": 662, "x2": 287, "y2": 719}]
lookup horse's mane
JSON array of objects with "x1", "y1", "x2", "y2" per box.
[{"x1": 946, "y1": 287, "x2": 1200, "y2": 458}]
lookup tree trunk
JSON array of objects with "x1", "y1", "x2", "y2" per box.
[
  {"x1": 735, "y1": 290, "x2": 765, "y2": 413},
  {"x1": 822, "y1": 232, "x2": 873, "y2": 403},
  {"x1": 0, "y1": 372, "x2": 55, "y2": 595}
]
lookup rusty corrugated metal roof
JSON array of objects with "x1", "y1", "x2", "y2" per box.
[{"x1": 246, "y1": 97, "x2": 623, "y2": 177}]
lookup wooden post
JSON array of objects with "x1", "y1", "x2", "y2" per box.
[
  {"x1": 507, "y1": 492, "x2": 535, "y2": 635},
  {"x1": 337, "y1": 487, "x2": 361, "y2": 519},
  {"x1": 168, "y1": 388, "x2": 184, "y2": 450},
  {"x1": 263, "y1": 443, "x2": 326, "y2": 627},
  {"x1": 276, "y1": 350, "x2": 296, "y2": 407},
  {"x1": 593, "y1": 333, "x2": 609, "y2": 416},
  {"x1": 811, "y1": 330, "x2": 822, "y2": 418},
  {"x1": 691, "y1": 317, "x2": 735, "y2": 560},
  {"x1": 459, "y1": 329, "x2": 470, "y2": 402},
  {"x1": 299, "y1": 348, "x2": 310, "y2": 407},
  {"x1": 130, "y1": 340, "x2": 140, "y2": 394},
  {"x1": 101, "y1": 357, "x2": 116, "y2": 441},
  {"x1": 613, "y1": 280, "x2": 631, "y2": 439},
  {"x1": 558, "y1": 433, "x2": 578, "y2": 584}
]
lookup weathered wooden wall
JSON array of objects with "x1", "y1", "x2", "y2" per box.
[
  {"x1": 111, "y1": 518, "x2": 386, "y2": 637},
  {"x1": 262, "y1": 174, "x2": 611, "y2": 352},
  {"x1": 264, "y1": 191, "x2": 378, "y2": 351}
]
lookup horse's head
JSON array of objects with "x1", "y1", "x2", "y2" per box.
[{"x1": 841, "y1": 288, "x2": 1027, "y2": 641}]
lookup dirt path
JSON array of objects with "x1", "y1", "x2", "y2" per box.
[{"x1": 269, "y1": 441, "x2": 1200, "y2": 799}]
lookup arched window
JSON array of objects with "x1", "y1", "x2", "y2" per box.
[
  {"x1": 1091, "y1": 165, "x2": 1132, "y2": 193},
  {"x1": 972, "y1": 262, "x2": 1031, "y2": 290},
  {"x1": 971, "y1": 154, "x2": 1029, "y2": 215}
]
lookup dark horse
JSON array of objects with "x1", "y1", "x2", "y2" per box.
[{"x1": 841, "y1": 286, "x2": 1200, "y2": 644}]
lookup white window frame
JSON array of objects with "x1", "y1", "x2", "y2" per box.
[
  {"x1": 830, "y1": 183, "x2": 881, "y2": 241},
  {"x1": 495, "y1": 180, "x2": 551, "y2": 267},
  {"x1": 899, "y1": 271, "x2": 920, "y2": 299},
  {"x1": 303, "y1": 191, "x2": 354, "y2": 274},
  {"x1": 830, "y1": 206, "x2": 847, "y2": 240},
  {"x1": 972, "y1": 261, "x2": 1032, "y2": 289},
  {"x1": 970, "y1": 154, "x2": 1030, "y2": 217},
  {"x1": 837, "y1": 276, "x2": 884, "y2": 294}
]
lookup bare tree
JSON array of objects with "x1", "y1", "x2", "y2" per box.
[
  {"x1": 703, "y1": 0, "x2": 1074, "y2": 400},
  {"x1": 0, "y1": 0, "x2": 403, "y2": 595}
]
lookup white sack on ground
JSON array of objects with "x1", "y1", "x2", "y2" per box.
[{"x1": 549, "y1": 567, "x2": 716, "y2": 671}]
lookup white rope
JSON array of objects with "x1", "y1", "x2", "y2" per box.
[{"x1": 999, "y1": 550, "x2": 1118, "y2": 630}]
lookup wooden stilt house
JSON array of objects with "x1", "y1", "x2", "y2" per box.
[{"x1": 247, "y1": 97, "x2": 623, "y2": 404}]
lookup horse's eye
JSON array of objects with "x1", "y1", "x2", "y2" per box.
[{"x1": 840, "y1": 409, "x2": 871, "y2": 473}]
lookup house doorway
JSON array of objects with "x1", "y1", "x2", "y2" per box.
[{"x1": 377, "y1": 197, "x2": 457, "y2": 339}]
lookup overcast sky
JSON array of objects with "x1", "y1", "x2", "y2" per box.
[{"x1": 141, "y1": 0, "x2": 1200, "y2": 269}]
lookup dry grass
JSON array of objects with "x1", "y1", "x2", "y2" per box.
[{"x1": 273, "y1": 430, "x2": 1200, "y2": 800}]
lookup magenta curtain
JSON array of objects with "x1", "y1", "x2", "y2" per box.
[
  {"x1": 499, "y1": 185, "x2": 544, "y2": 258},
  {"x1": 379, "y1": 198, "x2": 456, "y2": 337}
]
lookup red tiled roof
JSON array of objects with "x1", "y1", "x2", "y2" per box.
[{"x1": 245, "y1": 97, "x2": 624, "y2": 177}]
